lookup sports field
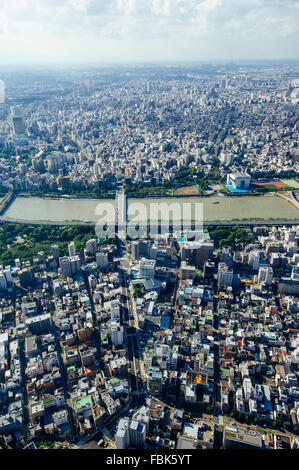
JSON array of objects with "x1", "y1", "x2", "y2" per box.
[
  {"x1": 173, "y1": 185, "x2": 200, "y2": 196},
  {"x1": 281, "y1": 179, "x2": 299, "y2": 189},
  {"x1": 253, "y1": 181, "x2": 287, "y2": 189}
]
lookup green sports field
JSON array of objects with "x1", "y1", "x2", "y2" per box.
[{"x1": 281, "y1": 179, "x2": 299, "y2": 189}]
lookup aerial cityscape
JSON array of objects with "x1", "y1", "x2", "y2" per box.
[{"x1": 0, "y1": 0, "x2": 299, "y2": 458}]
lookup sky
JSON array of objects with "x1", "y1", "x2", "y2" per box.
[{"x1": 0, "y1": 0, "x2": 298, "y2": 64}]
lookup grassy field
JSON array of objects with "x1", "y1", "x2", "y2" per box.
[{"x1": 281, "y1": 179, "x2": 299, "y2": 189}]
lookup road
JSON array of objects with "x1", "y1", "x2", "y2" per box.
[{"x1": 74, "y1": 240, "x2": 145, "y2": 448}]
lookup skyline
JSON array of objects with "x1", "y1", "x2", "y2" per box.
[{"x1": 0, "y1": 0, "x2": 298, "y2": 64}]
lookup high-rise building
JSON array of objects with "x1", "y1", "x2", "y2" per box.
[
  {"x1": 115, "y1": 418, "x2": 130, "y2": 449},
  {"x1": 25, "y1": 313, "x2": 52, "y2": 334},
  {"x1": 147, "y1": 366, "x2": 162, "y2": 396},
  {"x1": 59, "y1": 257, "x2": 72, "y2": 277},
  {"x1": 59, "y1": 256, "x2": 81, "y2": 277},
  {"x1": 139, "y1": 258, "x2": 156, "y2": 279},
  {"x1": 18, "y1": 268, "x2": 35, "y2": 287},
  {"x1": 0, "y1": 272, "x2": 7, "y2": 290},
  {"x1": 223, "y1": 426, "x2": 262, "y2": 449},
  {"x1": 11, "y1": 106, "x2": 26, "y2": 136},
  {"x1": 203, "y1": 261, "x2": 215, "y2": 280},
  {"x1": 51, "y1": 245, "x2": 59, "y2": 260},
  {"x1": 68, "y1": 241, "x2": 76, "y2": 257},
  {"x1": 258, "y1": 266, "x2": 273, "y2": 286},
  {"x1": 110, "y1": 299, "x2": 120, "y2": 322},
  {"x1": 129, "y1": 420, "x2": 146, "y2": 448},
  {"x1": 132, "y1": 241, "x2": 140, "y2": 260},
  {"x1": 180, "y1": 241, "x2": 214, "y2": 266},
  {"x1": 0, "y1": 80, "x2": 4, "y2": 104},
  {"x1": 110, "y1": 322, "x2": 124, "y2": 346},
  {"x1": 218, "y1": 263, "x2": 233, "y2": 287},
  {"x1": 249, "y1": 250, "x2": 260, "y2": 271},
  {"x1": 3, "y1": 268, "x2": 12, "y2": 286},
  {"x1": 38, "y1": 252, "x2": 45, "y2": 263},
  {"x1": 96, "y1": 252, "x2": 109, "y2": 269},
  {"x1": 85, "y1": 239, "x2": 97, "y2": 256}
]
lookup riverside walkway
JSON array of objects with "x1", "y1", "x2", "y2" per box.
[{"x1": 275, "y1": 191, "x2": 299, "y2": 210}]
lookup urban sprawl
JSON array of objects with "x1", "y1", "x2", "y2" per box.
[{"x1": 0, "y1": 63, "x2": 299, "y2": 450}]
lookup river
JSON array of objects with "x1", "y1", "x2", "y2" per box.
[{"x1": 1, "y1": 194, "x2": 299, "y2": 224}]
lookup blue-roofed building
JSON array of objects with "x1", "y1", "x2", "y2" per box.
[
  {"x1": 129, "y1": 419, "x2": 146, "y2": 448},
  {"x1": 160, "y1": 316, "x2": 170, "y2": 329}
]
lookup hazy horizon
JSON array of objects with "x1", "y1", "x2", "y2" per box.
[{"x1": 0, "y1": 0, "x2": 298, "y2": 65}]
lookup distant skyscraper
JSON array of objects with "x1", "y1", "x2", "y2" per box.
[
  {"x1": 11, "y1": 106, "x2": 26, "y2": 135},
  {"x1": 0, "y1": 80, "x2": 5, "y2": 104}
]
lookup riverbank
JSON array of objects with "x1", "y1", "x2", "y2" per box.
[
  {"x1": 0, "y1": 191, "x2": 14, "y2": 215},
  {"x1": 2, "y1": 216, "x2": 299, "y2": 228},
  {"x1": 16, "y1": 192, "x2": 114, "y2": 201}
]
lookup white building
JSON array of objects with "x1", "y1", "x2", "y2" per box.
[
  {"x1": 53, "y1": 409, "x2": 68, "y2": 427},
  {"x1": 111, "y1": 323, "x2": 124, "y2": 346},
  {"x1": 218, "y1": 263, "x2": 233, "y2": 287},
  {"x1": 243, "y1": 377, "x2": 253, "y2": 402},
  {"x1": 249, "y1": 250, "x2": 260, "y2": 271},
  {"x1": 110, "y1": 299, "x2": 121, "y2": 322},
  {"x1": 185, "y1": 384, "x2": 197, "y2": 403},
  {"x1": 68, "y1": 241, "x2": 76, "y2": 257},
  {"x1": 226, "y1": 172, "x2": 251, "y2": 190},
  {"x1": 59, "y1": 256, "x2": 81, "y2": 277},
  {"x1": 258, "y1": 266, "x2": 273, "y2": 286},
  {"x1": 139, "y1": 258, "x2": 156, "y2": 279},
  {"x1": 115, "y1": 418, "x2": 130, "y2": 449}
]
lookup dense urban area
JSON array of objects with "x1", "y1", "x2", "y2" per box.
[{"x1": 0, "y1": 63, "x2": 299, "y2": 450}]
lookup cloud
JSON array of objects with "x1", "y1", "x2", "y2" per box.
[{"x1": 0, "y1": 0, "x2": 298, "y2": 62}]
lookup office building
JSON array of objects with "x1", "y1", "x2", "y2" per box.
[
  {"x1": 68, "y1": 242, "x2": 76, "y2": 258},
  {"x1": 139, "y1": 258, "x2": 156, "y2": 279},
  {"x1": 147, "y1": 366, "x2": 162, "y2": 396}
]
